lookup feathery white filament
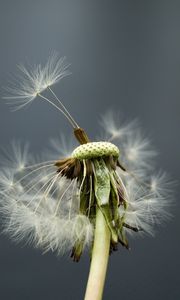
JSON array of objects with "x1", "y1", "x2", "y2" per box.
[
  {"x1": 4, "y1": 52, "x2": 78, "y2": 128},
  {"x1": 100, "y1": 111, "x2": 138, "y2": 142},
  {"x1": 0, "y1": 142, "x2": 94, "y2": 255}
]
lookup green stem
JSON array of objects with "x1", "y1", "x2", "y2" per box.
[{"x1": 84, "y1": 207, "x2": 111, "y2": 300}]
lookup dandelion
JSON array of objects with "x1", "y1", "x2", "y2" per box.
[{"x1": 0, "y1": 54, "x2": 173, "y2": 300}]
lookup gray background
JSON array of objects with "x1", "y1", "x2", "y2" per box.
[{"x1": 0, "y1": 0, "x2": 180, "y2": 299}]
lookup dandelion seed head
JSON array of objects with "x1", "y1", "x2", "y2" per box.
[
  {"x1": 0, "y1": 126, "x2": 173, "y2": 257},
  {"x1": 0, "y1": 55, "x2": 173, "y2": 259}
]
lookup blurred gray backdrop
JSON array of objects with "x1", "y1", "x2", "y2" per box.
[{"x1": 0, "y1": 0, "x2": 180, "y2": 299}]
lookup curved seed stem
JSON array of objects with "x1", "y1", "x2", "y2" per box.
[
  {"x1": 84, "y1": 207, "x2": 110, "y2": 300},
  {"x1": 38, "y1": 93, "x2": 75, "y2": 128},
  {"x1": 48, "y1": 86, "x2": 79, "y2": 128}
]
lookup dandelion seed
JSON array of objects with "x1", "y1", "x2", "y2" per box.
[
  {"x1": 122, "y1": 131, "x2": 157, "y2": 169},
  {"x1": 0, "y1": 140, "x2": 30, "y2": 172},
  {"x1": 4, "y1": 52, "x2": 78, "y2": 128},
  {"x1": 0, "y1": 54, "x2": 174, "y2": 300},
  {"x1": 100, "y1": 111, "x2": 138, "y2": 142},
  {"x1": 0, "y1": 169, "x2": 15, "y2": 193}
]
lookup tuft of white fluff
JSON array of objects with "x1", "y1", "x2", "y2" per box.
[
  {"x1": 0, "y1": 142, "x2": 94, "y2": 255},
  {"x1": 99, "y1": 111, "x2": 137, "y2": 142},
  {"x1": 150, "y1": 171, "x2": 174, "y2": 197},
  {"x1": 100, "y1": 111, "x2": 156, "y2": 173},
  {"x1": 0, "y1": 169, "x2": 15, "y2": 193},
  {"x1": 119, "y1": 172, "x2": 172, "y2": 236},
  {"x1": 4, "y1": 64, "x2": 45, "y2": 110},
  {"x1": 3, "y1": 52, "x2": 70, "y2": 111},
  {"x1": 122, "y1": 131, "x2": 156, "y2": 170},
  {"x1": 47, "y1": 134, "x2": 78, "y2": 160},
  {"x1": 42, "y1": 52, "x2": 71, "y2": 88},
  {"x1": 0, "y1": 141, "x2": 30, "y2": 172}
]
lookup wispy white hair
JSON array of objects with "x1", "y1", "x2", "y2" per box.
[
  {"x1": 119, "y1": 174, "x2": 172, "y2": 236},
  {"x1": 0, "y1": 140, "x2": 30, "y2": 171},
  {"x1": 100, "y1": 111, "x2": 156, "y2": 172},
  {"x1": 99, "y1": 110, "x2": 138, "y2": 141},
  {"x1": 47, "y1": 134, "x2": 78, "y2": 160},
  {"x1": 0, "y1": 142, "x2": 93, "y2": 255},
  {"x1": 3, "y1": 52, "x2": 70, "y2": 111}
]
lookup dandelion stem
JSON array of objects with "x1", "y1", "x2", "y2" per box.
[{"x1": 84, "y1": 207, "x2": 110, "y2": 300}]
